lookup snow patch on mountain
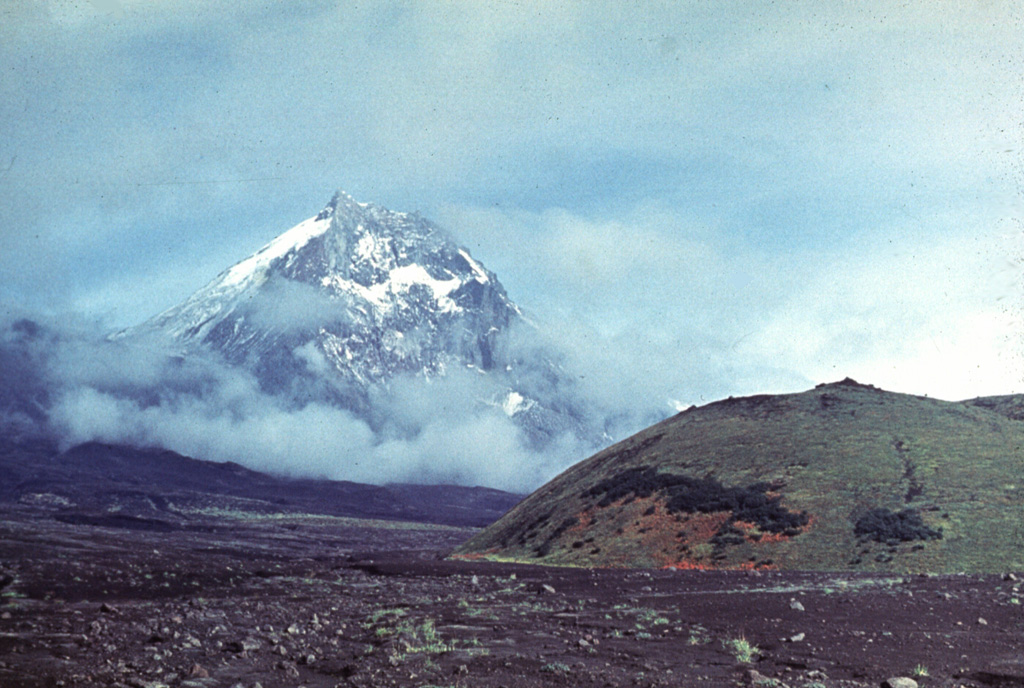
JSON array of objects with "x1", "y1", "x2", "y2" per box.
[
  {"x1": 501, "y1": 391, "x2": 536, "y2": 417},
  {"x1": 221, "y1": 214, "x2": 332, "y2": 290}
]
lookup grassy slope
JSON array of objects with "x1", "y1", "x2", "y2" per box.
[{"x1": 454, "y1": 380, "x2": 1024, "y2": 572}]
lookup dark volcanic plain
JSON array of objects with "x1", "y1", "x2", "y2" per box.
[{"x1": 2, "y1": 503, "x2": 1024, "y2": 688}]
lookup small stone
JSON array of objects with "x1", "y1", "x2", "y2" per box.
[
  {"x1": 1004, "y1": 573, "x2": 1019, "y2": 581},
  {"x1": 188, "y1": 664, "x2": 209, "y2": 679},
  {"x1": 745, "y1": 669, "x2": 787, "y2": 687},
  {"x1": 789, "y1": 632, "x2": 805, "y2": 643},
  {"x1": 789, "y1": 599, "x2": 805, "y2": 612},
  {"x1": 578, "y1": 638, "x2": 590, "y2": 648},
  {"x1": 100, "y1": 603, "x2": 119, "y2": 615},
  {"x1": 978, "y1": 617, "x2": 989, "y2": 625},
  {"x1": 539, "y1": 584, "x2": 556, "y2": 595},
  {"x1": 882, "y1": 678, "x2": 918, "y2": 688},
  {"x1": 277, "y1": 660, "x2": 300, "y2": 678},
  {"x1": 226, "y1": 638, "x2": 260, "y2": 653}
]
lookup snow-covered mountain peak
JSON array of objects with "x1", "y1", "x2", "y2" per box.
[{"x1": 125, "y1": 188, "x2": 591, "y2": 448}]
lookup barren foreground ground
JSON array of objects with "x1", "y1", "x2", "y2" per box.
[{"x1": 2, "y1": 505, "x2": 1023, "y2": 688}]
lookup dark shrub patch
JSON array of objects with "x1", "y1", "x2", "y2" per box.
[
  {"x1": 854, "y1": 508, "x2": 942, "y2": 544},
  {"x1": 533, "y1": 516, "x2": 580, "y2": 558},
  {"x1": 583, "y1": 467, "x2": 808, "y2": 536},
  {"x1": 710, "y1": 523, "x2": 746, "y2": 546}
]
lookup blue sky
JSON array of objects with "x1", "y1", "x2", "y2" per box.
[{"x1": 2, "y1": 0, "x2": 1022, "y2": 405}]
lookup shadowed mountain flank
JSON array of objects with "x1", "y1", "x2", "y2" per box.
[
  {"x1": 454, "y1": 379, "x2": 1024, "y2": 572},
  {"x1": 0, "y1": 438, "x2": 522, "y2": 528}
]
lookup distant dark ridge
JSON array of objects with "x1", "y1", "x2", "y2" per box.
[{"x1": 0, "y1": 438, "x2": 523, "y2": 529}]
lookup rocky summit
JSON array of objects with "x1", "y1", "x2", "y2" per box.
[
  {"x1": 128, "y1": 190, "x2": 593, "y2": 445},
  {"x1": 455, "y1": 379, "x2": 1024, "y2": 572}
]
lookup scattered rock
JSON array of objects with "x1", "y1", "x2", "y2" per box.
[
  {"x1": 882, "y1": 678, "x2": 918, "y2": 688},
  {"x1": 128, "y1": 680, "x2": 169, "y2": 688},
  {"x1": 747, "y1": 669, "x2": 789, "y2": 687},
  {"x1": 226, "y1": 638, "x2": 260, "y2": 653},
  {"x1": 788, "y1": 632, "x2": 805, "y2": 643},
  {"x1": 539, "y1": 584, "x2": 556, "y2": 595},
  {"x1": 180, "y1": 680, "x2": 219, "y2": 688},
  {"x1": 277, "y1": 660, "x2": 300, "y2": 678},
  {"x1": 188, "y1": 664, "x2": 209, "y2": 679},
  {"x1": 789, "y1": 599, "x2": 805, "y2": 612},
  {"x1": 100, "y1": 603, "x2": 120, "y2": 615},
  {"x1": 978, "y1": 617, "x2": 989, "y2": 625}
]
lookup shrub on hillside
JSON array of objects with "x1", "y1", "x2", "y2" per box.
[
  {"x1": 854, "y1": 507, "x2": 942, "y2": 544},
  {"x1": 582, "y1": 467, "x2": 808, "y2": 535}
]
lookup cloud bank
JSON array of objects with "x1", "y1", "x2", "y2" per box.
[{"x1": 0, "y1": 313, "x2": 592, "y2": 492}]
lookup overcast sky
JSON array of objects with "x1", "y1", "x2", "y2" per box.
[{"x1": 2, "y1": 0, "x2": 1022, "y2": 407}]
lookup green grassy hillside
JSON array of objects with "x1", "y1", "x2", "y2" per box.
[{"x1": 454, "y1": 379, "x2": 1024, "y2": 572}]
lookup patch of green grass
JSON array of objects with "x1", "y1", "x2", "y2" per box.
[
  {"x1": 687, "y1": 625, "x2": 710, "y2": 645},
  {"x1": 363, "y1": 607, "x2": 406, "y2": 628},
  {"x1": 723, "y1": 636, "x2": 760, "y2": 663},
  {"x1": 912, "y1": 664, "x2": 929, "y2": 677},
  {"x1": 637, "y1": 608, "x2": 670, "y2": 626},
  {"x1": 388, "y1": 618, "x2": 457, "y2": 656}
]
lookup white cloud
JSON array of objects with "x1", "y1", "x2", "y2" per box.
[{"x1": 739, "y1": 212, "x2": 1020, "y2": 400}]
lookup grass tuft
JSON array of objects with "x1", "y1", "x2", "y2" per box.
[{"x1": 723, "y1": 635, "x2": 760, "y2": 663}]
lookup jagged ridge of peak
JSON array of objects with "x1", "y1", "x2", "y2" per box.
[{"x1": 139, "y1": 189, "x2": 511, "y2": 342}]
